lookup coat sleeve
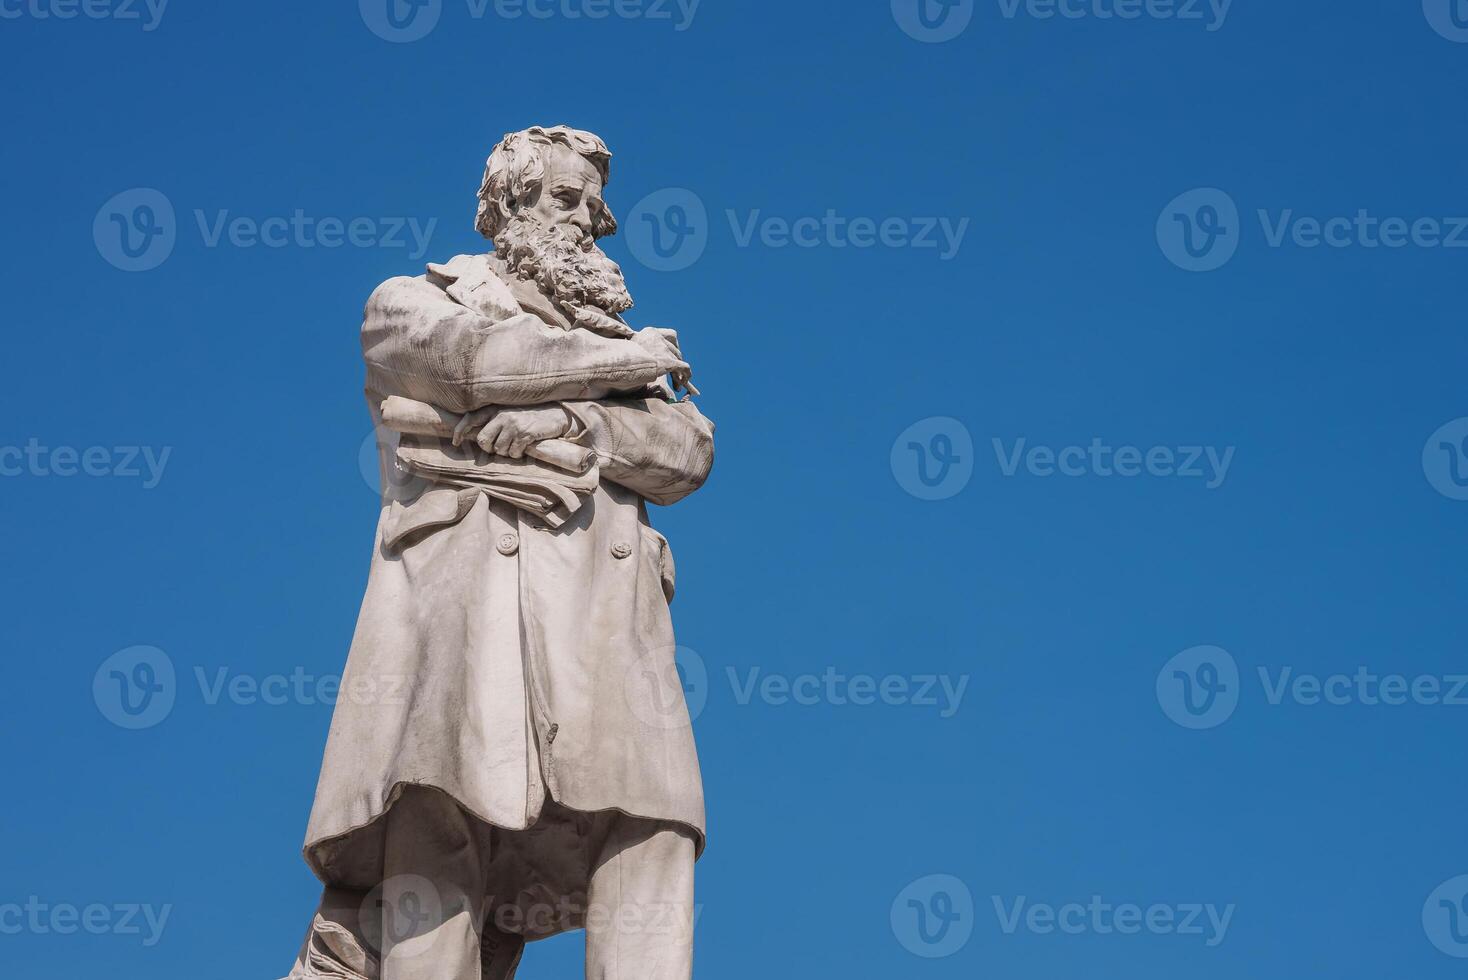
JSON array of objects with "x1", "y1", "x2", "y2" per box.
[
  {"x1": 563, "y1": 397, "x2": 716, "y2": 506},
  {"x1": 360, "y1": 276, "x2": 686, "y2": 413}
]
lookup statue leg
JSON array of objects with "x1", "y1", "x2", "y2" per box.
[
  {"x1": 584, "y1": 818, "x2": 696, "y2": 980},
  {"x1": 380, "y1": 786, "x2": 493, "y2": 980},
  {"x1": 285, "y1": 887, "x2": 378, "y2": 980}
]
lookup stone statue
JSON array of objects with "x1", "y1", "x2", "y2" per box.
[{"x1": 286, "y1": 126, "x2": 715, "y2": 980}]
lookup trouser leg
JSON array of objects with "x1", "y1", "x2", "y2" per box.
[
  {"x1": 287, "y1": 887, "x2": 379, "y2": 980},
  {"x1": 584, "y1": 818, "x2": 697, "y2": 980},
  {"x1": 380, "y1": 787, "x2": 492, "y2": 980}
]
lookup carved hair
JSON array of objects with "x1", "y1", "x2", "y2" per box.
[{"x1": 476, "y1": 125, "x2": 616, "y2": 241}]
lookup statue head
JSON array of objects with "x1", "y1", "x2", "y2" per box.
[{"x1": 476, "y1": 126, "x2": 632, "y2": 316}]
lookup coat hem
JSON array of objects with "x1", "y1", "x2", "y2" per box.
[{"x1": 303, "y1": 779, "x2": 706, "y2": 887}]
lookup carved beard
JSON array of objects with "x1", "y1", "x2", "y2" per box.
[{"x1": 496, "y1": 215, "x2": 634, "y2": 317}]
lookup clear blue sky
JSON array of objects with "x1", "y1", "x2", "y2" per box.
[{"x1": 2, "y1": 1, "x2": 1467, "y2": 977}]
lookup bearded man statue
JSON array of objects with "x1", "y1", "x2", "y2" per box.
[{"x1": 285, "y1": 125, "x2": 715, "y2": 980}]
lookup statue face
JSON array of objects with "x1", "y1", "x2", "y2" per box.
[
  {"x1": 523, "y1": 142, "x2": 607, "y2": 243},
  {"x1": 493, "y1": 138, "x2": 632, "y2": 317}
]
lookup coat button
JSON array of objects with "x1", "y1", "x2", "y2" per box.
[
  {"x1": 611, "y1": 542, "x2": 632, "y2": 560},
  {"x1": 496, "y1": 533, "x2": 520, "y2": 556}
]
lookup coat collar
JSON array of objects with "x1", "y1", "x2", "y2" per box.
[{"x1": 425, "y1": 253, "x2": 573, "y2": 330}]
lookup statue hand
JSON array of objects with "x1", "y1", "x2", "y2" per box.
[
  {"x1": 634, "y1": 327, "x2": 698, "y2": 395},
  {"x1": 475, "y1": 406, "x2": 572, "y2": 459},
  {"x1": 452, "y1": 407, "x2": 496, "y2": 447}
]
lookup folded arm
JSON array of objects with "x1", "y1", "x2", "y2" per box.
[
  {"x1": 563, "y1": 397, "x2": 716, "y2": 506},
  {"x1": 361, "y1": 275, "x2": 685, "y2": 413}
]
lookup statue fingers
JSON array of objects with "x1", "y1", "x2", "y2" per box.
[{"x1": 454, "y1": 407, "x2": 494, "y2": 447}]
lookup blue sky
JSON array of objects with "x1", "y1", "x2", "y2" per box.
[{"x1": 2, "y1": 1, "x2": 1467, "y2": 977}]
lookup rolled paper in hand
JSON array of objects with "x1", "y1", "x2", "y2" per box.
[{"x1": 379, "y1": 396, "x2": 597, "y2": 476}]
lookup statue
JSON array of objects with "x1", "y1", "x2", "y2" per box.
[{"x1": 286, "y1": 126, "x2": 714, "y2": 980}]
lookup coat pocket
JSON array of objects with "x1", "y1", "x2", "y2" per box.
[
  {"x1": 640, "y1": 524, "x2": 676, "y2": 604},
  {"x1": 381, "y1": 486, "x2": 480, "y2": 551}
]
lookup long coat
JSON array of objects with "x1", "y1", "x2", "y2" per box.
[{"x1": 302, "y1": 255, "x2": 715, "y2": 895}]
